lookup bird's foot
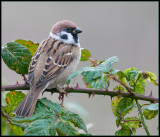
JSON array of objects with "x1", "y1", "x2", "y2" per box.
[{"x1": 56, "y1": 86, "x2": 68, "y2": 107}]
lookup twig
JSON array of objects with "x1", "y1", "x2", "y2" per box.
[
  {"x1": 21, "y1": 74, "x2": 28, "y2": 83},
  {"x1": 2, "y1": 83, "x2": 158, "y2": 103},
  {"x1": 88, "y1": 57, "x2": 98, "y2": 67},
  {"x1": 110, "y1": 76, "x2": 133, "y2": 94}
]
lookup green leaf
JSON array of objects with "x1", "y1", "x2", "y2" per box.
[
  {"x1": 1, "y1": 116, "x2": 15, "y2": 135},
  {"x1": 116, "y1": 70, "x2": 128, "y2": 84},
  {"x1": 67, "y1": 67, "x2": 91, "y2": 84},
  {"x1": 97, "y1": 56, "x2": 119, "y2": 73},
  {"x1": 113, "y1": 86, "x2": 127, "y2": 92},
  {"x1": 61, "y1": 110, "x2": 87, "y2": 133},
  {"x1": 143, "y1": 103, "x2": 159, "y2": 111},
  {"x1": 12, "y1": 98, "x2": 88, "y2": 136},
  {"x1": 116, "y1": 117, "x2": 121, "y2": 127},
  {"x1": 39, "y1": 98, "x2": 62, "y2": 114},
  {"x1": 111, "y1": 97, "x2": 121, "y2": 117},
  {"x1": 115, "y1": 124, "x2": 132, "y2": 135},
  {"x1": 124, "y1": 117, "x2": 141, "y2": 129},
  {"x1": 14, "y1": 39, "x2": 39, "y2": 56},
  {"x1": 56, "y1": 121, "x2": 78, "y2": 135},
  {"x1": 117, "y1": 97, "x2": 134, "y2": 117},
  {"x1": 142, "y1": 103, "x2": 159, "y2": 120},
  {"x1": 143, "y1": 109, "x2": 158, "y2": 120},
  {"x1": 4, "y1": 91, "x2": 25, "y2": 116},
  {"x1": 23, "y1": 119, "x2": 56, "y2": 135},
  {"x1": 124, "y1": 68, "x2": 140, "y2": 81},
  {"x1": 80, "y1": 48, "x2": 91, "y2": 61},
  {"x1": 141, "y1": 71, "x2": 158, "y2": 86},
  {"x1": 67, "y1": 56, "x2": 118, "y2": 88},
  {"x1": 9, "y1": 123, "x2": 23, "y2": 135},
  {"x1": 2, "y1": 42, "x2": 32, "y2": 74},
  {"x1": 83, "y1": 73, "x2": 107, "y2": 89},
  {"x1": 134, "y1": 75, "x2": 146, "y2": 95}
]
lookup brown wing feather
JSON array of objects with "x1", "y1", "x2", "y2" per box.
[
  {"x1": 27, "y1": 37, "x2": 73, "y2": 87},
  {"x1": 35, "y1": 52, "x2": 73, "y2": 87}
]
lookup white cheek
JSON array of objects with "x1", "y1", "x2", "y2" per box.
[{"x1": 49, "y1": 32, "x2": 80, "y2": 47}]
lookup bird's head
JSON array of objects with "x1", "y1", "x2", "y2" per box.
[{"x1": 49, "y1": 20, "x2": 82, "y2": 47}]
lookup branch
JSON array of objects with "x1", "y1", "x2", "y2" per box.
[{"x1": 2, "y1": 83, "x2": 158, "y2": 103}]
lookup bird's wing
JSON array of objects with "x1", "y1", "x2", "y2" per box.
[{"x1": 28, "y1": 37, "x2": 74, "y2": 87}]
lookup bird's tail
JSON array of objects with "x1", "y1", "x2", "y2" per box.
[{"x1": 13, "y1": 88, "x2": 41, "y2": 117}]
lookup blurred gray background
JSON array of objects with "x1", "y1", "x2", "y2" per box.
[{"x1": 2, "y1": 2, "x2": 158, "y2": 135}]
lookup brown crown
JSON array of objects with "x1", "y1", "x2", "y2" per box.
[{"x1": 51, "y1": 20, "x2": 77, "y2": 35}]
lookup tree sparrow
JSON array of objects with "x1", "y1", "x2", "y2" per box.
[{"x1": 14, "y1": 20, "x2": 82, "y2": 117}]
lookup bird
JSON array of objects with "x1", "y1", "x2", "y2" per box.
[{"x1": 13, "y1": 20, "x2": 82, "y2": 117}]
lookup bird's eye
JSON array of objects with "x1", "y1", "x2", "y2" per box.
[{"x1": 61, "y1": 34, "x2": 68, "y2": 40}]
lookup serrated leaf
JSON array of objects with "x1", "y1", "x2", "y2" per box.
[
  {"x1": 134, "y1": 76, "x2": 146, "y2": 95},
  {"x1": 14, "y1": 39, "x2": 39, "y2": 56},
  {"x1": 143, "y1": 109, "x2": 158, "y2": 120},
  {"x1": 4, "y1": 91, "x2": 25, "y2": 116},
  {"x1": 12, "y1": 101, "x2": 53, "y2": 123},
  {"x1": 23, "y1": 119, "x2": 56, "y2": 135},
  {"x1": 80, "y1": 48, "x2": 91, "y2": 61},
  {"x1": 142, "y1": 71, "x2": 158, "y2": 86},
  {"x1": 67, "y1": 56, "x2": 118, "y2": 89},
  {"x1": 67, "y1": 67, "x2": 91, "y2": 84},
  {"x1": 97, "y1": 56, "x2": 119, "y2": 73},
  {"x1": 111, "y1": 97, "x2": 121, "y2": 117},
  {"x1": 117, "y1": 97, "x2": 134, "y2": 117},
  {"x1": 115, "y1": 124, "x2": 132, "y2": 135},
  {"x1": 12, "y1": 98, "x2": 88, "y2": 136},
  {"x1": 143, "y1": 103, "x2": 159, "y2": 111},
  {"x1": 61, "y1": 110, "x2": 87, "y2": 133},
  {"x1": 1, "y1": 116, "x2": 15, "y2": 135},
  {"x1": 9, "y1": 124, "x2": 23, "y2": 135},
  {"x1": 56, "y1": 121, "x2": 78, "y2": 135},
  {"x1": 124, "y1": 117, "x2": 141, "y2": 129},
  {"x1": 2, "y1": 42, "x2": 32, "y2": 74},
  {"x1": 116, "y1": 70, "x2": 128, "y2": 84},
  {"x1": 124, "y1": 68, "x2": 140, "y2": 81},
  {"x1": 83, "y1": 74, "x2": 107, "y2": 89},
  {"x1": 116, "y1": 117, "x2": 121, "y2": 127},
  {"x1": 39, "y1": 97, "x2": 62, "y2": 114}
]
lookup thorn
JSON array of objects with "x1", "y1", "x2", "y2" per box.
[
  {"x1": 88, "y1": 93, "x2": 91, "y2": 98},
  {"x1": 149, "y1": 90, "x2": 153, "y2": 97},
  {"x1": 118, "y1": 86, "x2": 121, "y2": 93},
  {"x1": 51, "y1": 91, "x2": 54, "y2": 96},
  {"x1": 16, "y1": 80, "x2": 19, "y2": 85},
  {"x1": 153, "y1": 100, "x2": 158, "y2": 103},
  {"x1": 42, "y1": 91, "x2": 45, "y2": 96},
  {"x1": 75, "y1": 83, "x2": 80, "y2": 89},
  {"x1": 21, "y1": 74, "x2": 28, "y2": 83},
  {"x1": 70, "y1": 86, "x2": 74, "y2": 90},
  {"x1": 92, "y1": 92, "x2": 95, "y2": 98},
  {"x1": 110, "y1": 96, "x2": 112, "y2": 101}
]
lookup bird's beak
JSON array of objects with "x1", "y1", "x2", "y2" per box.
[{"x1": 72, "y1": 27, "x2": 83, "y2": 34}]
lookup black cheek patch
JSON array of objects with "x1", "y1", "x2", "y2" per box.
[{"x1": 61, "y1": 34, "x2": 68, "y2": 40}]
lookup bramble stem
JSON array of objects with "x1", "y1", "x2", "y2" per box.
[
  {"x1": 136, "y1": 100, "x2": 150, "y2": 136},
  {"x1": 2, "y1": 84, "x2": 158, "y2": 103}
]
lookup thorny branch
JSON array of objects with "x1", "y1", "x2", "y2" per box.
[{"x1": 2, "y1": 83, "x2": 158, "y2": 103}]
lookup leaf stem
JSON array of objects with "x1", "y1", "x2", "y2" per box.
[{"x1": 136, "y1": 99, "x2": 150, "y2": 136}]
